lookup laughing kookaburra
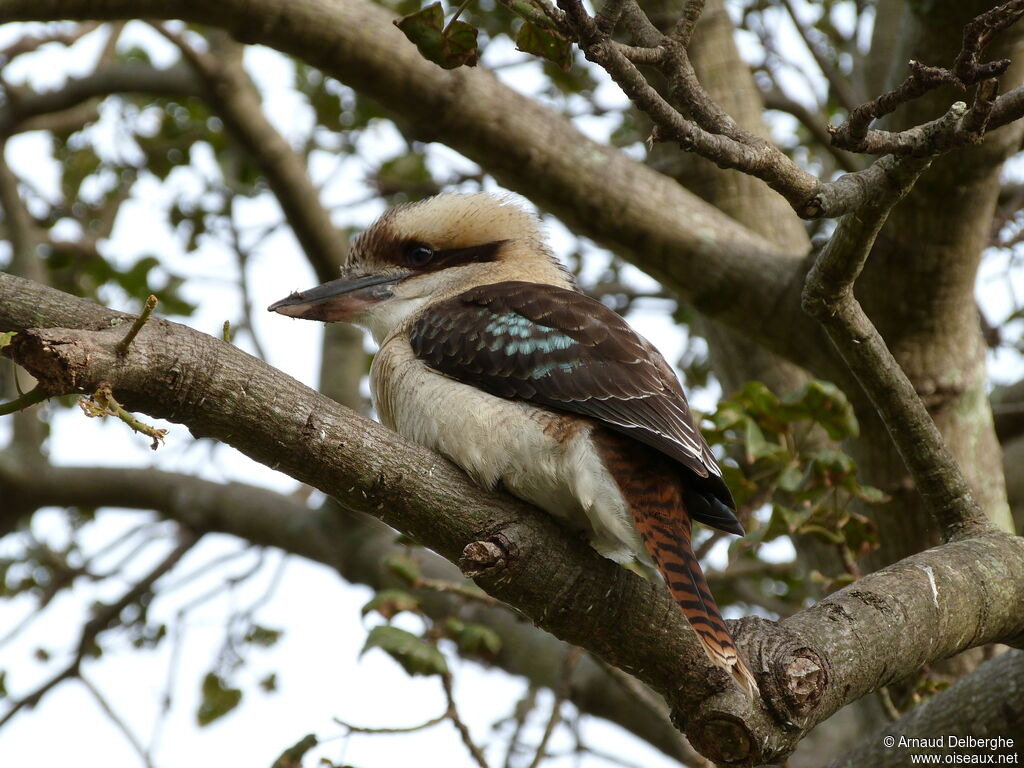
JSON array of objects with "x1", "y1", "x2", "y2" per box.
[{"x1": 268, "y1": 193, "x2": 757, "y2": 695}]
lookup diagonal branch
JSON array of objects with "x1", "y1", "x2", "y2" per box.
[
  {"x1": 0, "y1": 0, "x2": 830, "y2": 379},
  {"x1": 828, "y1": 650, "x2": 1024, "y2": 768},
  {"x1": 3, "y1": 273, "x2": 1024, "y2": 763},
  {"x1": 152, "y1": 25, "x2": 348, "y2": 283},
  {"x1": 801, "y1": 149, "x2": 990, "y2": 540},
  {"x1": 0, "y1": 461, "x2": 696, "y2": 763}
]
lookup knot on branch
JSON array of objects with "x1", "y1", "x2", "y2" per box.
[
  {"x1": 730, "y1": 616, "x2": 827, "y2": 728},
  {"x1": 685, "y1": 711, "x2": 754, "y2": 766},
  {"x1": 459, "y1": 539, "x2": 508, "y2": 578},
  {"x1": 5, "y1": 329, "x2": 83, "y2": 394}
]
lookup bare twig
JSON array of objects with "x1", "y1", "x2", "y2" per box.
[
  {"x1": 440, "y1": 675, "x2": 487, "y2": 765},
  {"x1": 0, "y1": 531, "x2": 198, "y2": 728},
  {"x1": 117, "y1": 295, "x2": 158, "y2": 355},
  {"x1": 0, "y1": 385, "x2": 46, "y2": 415},
  {"x1": 780, "y1": 0, "x2": 860, "y2": 112},
  {"x1": 832, "y1": 1, "x2": 1024, "y2": 154},
  {"x1": 443, "y1": 673, "x2": 491, "y2": 768},
  {"x1": 501, "y1": 687, "x2": 539, "y2": 768},
  {"x1": 527, "y1": 646, "x2": 580, "y2": 768},
  {"x1": 0, "y1": 21, "x2": 99, "y2": 62},
  {"x1": 80, "y1": 675, "x2": 156, "y2": 768},
  {"x1": 334, "y1": 711, "x2": 449, "y2": 734},
  {"x1": 79, "y1": 385, "x2": 168, "y2": 450}
]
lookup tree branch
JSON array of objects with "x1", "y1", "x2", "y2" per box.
[
  {"x1": 0, "y1": 0, "x2": 830, "y2": 377},
  {"x1": 0, "y1": 61, "x2": 202, "y2": 136},
  {"x1": 154, "y1": 26, "x2": 349, "y2": 283},
  {"x1": 3, "y1": 273, "x2": 1024, "y2": 763},
  {"x1": 801, "y1": 150, "x2": 990, "y2": 541},
  {"x1": 828, "y1": 650, "x2": 1024, "y2": 767},
  {"x1": 0, "y1": 460, "x2": 696, "y2": 763}
]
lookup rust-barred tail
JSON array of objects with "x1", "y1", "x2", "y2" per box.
[{"x1": 593, "y1": 428, "x2": 758, "y2": 697}]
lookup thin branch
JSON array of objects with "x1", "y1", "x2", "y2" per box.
[
  {"x1": 152, "y1": 23, "x2": 348, "y2": 283},
  {"x1": 117, "y1": 295, "x2": 158, "y2": 355},
  {"x1": 779, "y1": 0, "x2": 860, "y2": 112},
  {"x1": 78, "y1": 385, "x2": 168, "y2": 450},
  {"x1": 0, "y1": 62, "x2": 202, "y2": 137},
  {"x1": 80, "y1": 674, "x2": 156, "y2": 768},
  {"x1": 0, "y1": 385, "x2": 46, "y2": 415},
  {"x1": 527, "y1": 646, "x2": 580, "y2": 768},
  {"x1": 760, "y1": 87, "x2": 861, "y2": 173},
  {"x1": 443, "y1": 673, "x2": 491, "y2": 768},
  {"x1": 501, "y1": 686, "x2": 539, "y2": 768},
  {"x1": 801, "y1": 152, "x2": 990, "y2": 540},
  {"x1": 334, "y1": 711, "x2": 449, "y2": 734},
  {"x1": 0, "y1": 21, "x2": 99, "y2": 62},
  {"x1": 0, "y1": 530, "x2": 198, "y2": 728},
  {"x1": 832, "y1": 1, "x2": 1024, "y2": 154},
  {"x1": 670, "y1": 0, "x2": 704, "y2": 47}
]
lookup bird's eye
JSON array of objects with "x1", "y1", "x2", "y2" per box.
[{"x1": 405, "y1": 244, "x2": 434, "y2": 267}]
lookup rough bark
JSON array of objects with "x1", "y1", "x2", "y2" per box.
[
  {"x1": 3, "y1": 272, "x2": 1024, "y2": 764},
  {"x1": 852, "y1": 1, "x2": 1021, "y2": 573}
]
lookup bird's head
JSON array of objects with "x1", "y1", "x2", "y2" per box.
[{"x1": 268, "y1": 193, "x2": 571, "y2": 343}]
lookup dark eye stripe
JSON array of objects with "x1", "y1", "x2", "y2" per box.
[{"x1": 408, "y1": 239, "x2": 508, "y2": 272}]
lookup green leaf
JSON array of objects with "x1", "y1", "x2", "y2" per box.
[
  {"x1": 271, "y1": 734, "x2": 318, "y2": 768},
  {"x1": 515, "y1": 22, "x2": 572, "y2": 71},
  {"x1": 259, "y1": 672, "x2": 278, "y2": 693},
  {"x1": 777, "y1": 462, "x2": 805, "y2": 492},
  {"x1": 243, "y1": 624, "x2": 283, "y2": 647},
  {"x1": 444, "y1": 618, "x2": 501, "y2": 658},
  {"x1": 197, "y1": 672, "x2": 242, "y2": 726},
  {"x1": 384, "y1": 554, "x2": 422, "y2": 585},
  {"x1": 394, "y1": 3, "x2": 479, "y2": 70},
  {"x1": 781, "y1": 380, "x2": 859, "y2": 439},
  {"x1": 852, "y1": 483, "x2": 889, "y2": 504},
  {"x1": 808, "y1": 449, "x2": 856, "y2": 488},
  {"x1": 732, "y1": 381, "x2": 781, "y2": 419},
  {"x1": 743, "y1": 417, "x2": 778, "y2": 462},
  {"x1": 361, "y1": 590, "x2": 422, "y2": 620},
  {"x1": 0, "y1": 332, "x2": 15, "y2": 350},
  {"x1": 839, "y1": 512, "x2": 879, "y2": 555},
  {"x1": 361, "y1": 626, "x2": 449, "y2": 677}
]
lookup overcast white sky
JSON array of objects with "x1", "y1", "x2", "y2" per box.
[{"x1": 3, "y1": 4, "x2": 1024, "y2": 767}]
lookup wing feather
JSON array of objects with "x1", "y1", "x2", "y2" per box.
[{"x1": 409, "y1": 281, "x2": 737, "y2": 527}]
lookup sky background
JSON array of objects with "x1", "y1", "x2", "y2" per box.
[{"x1": 2, "y1": 4, "x2": 1024, "y2": 767}]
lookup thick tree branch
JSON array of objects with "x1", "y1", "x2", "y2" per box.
[
  {"x1": 0, "y1": 460, "x2": 698, "y2": 764},
  {"x1": 0, "y1": 0, "x2": 832, "y2": 378},
  {"x1": 3, "y1": 274, "x2": 1024, "y2": 763},
  {"x1": 828, "y1": 650, "x2": 1024, "y2": 767},
  {"x1": 0, "y1": 61, "x2": 202, "y2": 136}
]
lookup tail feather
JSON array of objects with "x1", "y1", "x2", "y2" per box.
[
  {"x1": 635, "y1": 503, "x2": 758, "y2": 697},
  {"x1": 594, "y1": 428, "x2": 758, "y2": 697}
]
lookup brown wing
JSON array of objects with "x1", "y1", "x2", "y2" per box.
[{"x1": 408, "y1": 280, "x2": 740, "y2": 534}]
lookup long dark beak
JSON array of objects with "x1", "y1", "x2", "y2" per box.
[{"x1": 267, "y1": 272, "x2": 408, "y2": 322}]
